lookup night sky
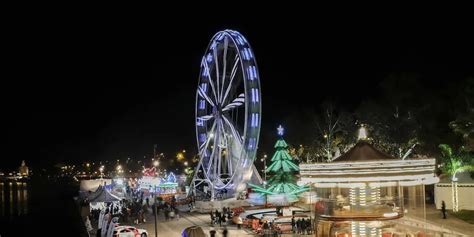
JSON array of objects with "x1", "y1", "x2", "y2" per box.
[{"x1": 3, "y1": 16, "x2": 473, "y2": 170}]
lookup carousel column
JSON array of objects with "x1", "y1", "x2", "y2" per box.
[{"x1": 409, "y1": 186, "x2": 416, "y2": 210}]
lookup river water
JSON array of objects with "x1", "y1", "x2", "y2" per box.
[{"x1": 0, "y1": 178, "x2": 88, "y2": 236}]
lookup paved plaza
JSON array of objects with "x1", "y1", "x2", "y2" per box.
[{"x1": 130, "y1": 205, "x2": 310, "y2": 237}]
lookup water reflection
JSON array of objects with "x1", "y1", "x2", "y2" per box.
[{"x1": 0, "y1": 181, "x2": 28, "y2": 218}]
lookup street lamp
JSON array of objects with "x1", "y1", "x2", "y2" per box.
[
  {"x1": 152, "y1": 162, "x2": 159, "y2": 237},
  {"x1": 260, "y1": 154, "x2": 268, "y2": 182},
  {"x1": 99, "y1": 166, "x2": 104, "y2": 179},
  {"x1": 261, "y1": 154, "x2": 268, "y2": 206}
]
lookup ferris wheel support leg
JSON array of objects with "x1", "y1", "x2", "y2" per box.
[{"x1": 210, "y1": 187, "x2": 215, "y2": 201}]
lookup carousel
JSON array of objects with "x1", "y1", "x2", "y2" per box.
[{"x1": 299, "y1": 134, "x2": 438, "y2": 236}]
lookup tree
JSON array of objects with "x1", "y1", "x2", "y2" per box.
[
  {"x1": 450, "y1": 78, "x2": 474, "y2": 151},
  {"x1": 314, "y1": 102, "x2": 356, "y2": 162},
  {"x1": 438, "y1": 144, "x2": 474, "y2": 212},
  {"x1": 249, "y1": 126, "x2": 309, "y2": 204},
  {"x1": 355, "y1": 100, "x2": 419, "y2": 159}
]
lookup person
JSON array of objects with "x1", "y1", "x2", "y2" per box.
[
  {"x1": 274, "y1": 224, "x2": 282, "y2": 237},
  {"x1": 209, "y1": 228, "x2": 217, "y2": 237},
  {"x1": 210, "y1": 211, "x2": 215, "y2": 225},
  {"x1": 262, "y1": 221, "x2": 271, "y2": 237},
  {"x1": 174, "y1": 206, "x2": 180, "y2": 220},
  {"x1": 291, "y1": 216, "x2": 295, "y2": 233},
  {"x1": 164, "y1": 207, "x2": 169, "y2": 221},
  {"x1": 222, "y1": 226, "x2": 228, "y2": 237},
  {"x1": 217, "y1": 211, "x2": 222, "y2": 226},
  {"x1": 441, "y1": 200, "x2": 447, "y2": 219},
  {"x1": 188, "y1": 200, "x2": 193, "y2": 210},
  {"x1": 296, "y1": 219, "x2": 302, "y2": 234}
]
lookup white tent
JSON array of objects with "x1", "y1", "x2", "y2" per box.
[
  {"x1": 80, "y1": 179, "x2": 112, "y2": 192},
  {"x1": 88, "y1": 186, "x2": 121, "y2": 203}
]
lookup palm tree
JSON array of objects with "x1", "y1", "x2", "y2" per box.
[{"x1": 438, "y1": 144, "x2": 474, "y2": 212}]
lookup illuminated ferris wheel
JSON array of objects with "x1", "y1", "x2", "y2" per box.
[{"x1": 191, "y1": 30, "x2": 262, "y2": 200}]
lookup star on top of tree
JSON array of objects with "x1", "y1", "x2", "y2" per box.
[{"x1": 277, "y1": 125, "x2": 284, "y2": 136}]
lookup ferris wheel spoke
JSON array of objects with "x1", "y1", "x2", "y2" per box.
[
  {"x1": 221, "y1": 55, "x2": 240, "y2": 104},
  {"x1": 201, "y1": 59, "x2": 218, "y2": 102},
  {"x1": 197, "y1": 86, "x2": 215, "y2": 107},
  {"x1": 201, "y1": 120, "x2": 218, "y2": 173},
  {"x1": 199, "y1": 120, "x2": 217, "y2": 153},
  {"x1": 222, "y1": 114, "x2": 243, "y2": 144},
  {"x1": 220, "y1": 36, "x2": 229, "y2": 103},
  {"x1": 197, "y1": 114, "x2": 214, "y2": 122},
  {"x1": 222, "y1": 93, "x2": 245, "y2": 112},
  {"x1": 213, "y1": 46, "x2": 221, "y2": 103}
]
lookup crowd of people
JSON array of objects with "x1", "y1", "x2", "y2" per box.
[
  {"x1": 291, "y1": 217, "x2": 313, "y2": 235},
  {"x1": 209, "y1": 207, "x2": 233, "y2": 226}
]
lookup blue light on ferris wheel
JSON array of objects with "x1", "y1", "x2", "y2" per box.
[
  {"x1": 206, "y1": 53, "x2": 213, "y2": 63},
  {"x1": 251, "y1": 88, "x2": 259, "y2": 103},
  {"x1": 199, "y1": 133, "x2": 207, "y2": 143},
  {"x1": 247, "y1": 66, "x2": 257, "y2": 80},
  {"x1": 251, "y1": 113, "x2": 259, "y2": 127},
  {"x1": 216, "y1": 33, "x2": 225, "y2": 41},
  {"x1": 242, "y1": 49, "x2": 250, "y2": 60},
  {"x1": 199, "y1": 99, "x2": 205, "y2": 110},
  {"x1": 200, "y1": 83, "x2": 208, "y2": 92},
  {"x1": 202, "y1": 67, "x2": 209, "y2": 77},
  {"x1": 210, "y1": 41, "x2": 217, "y2": 50}
]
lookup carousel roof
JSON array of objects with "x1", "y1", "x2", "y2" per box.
[{"x1": 334, "y1": 141, "x2": 396, "y2": 162}]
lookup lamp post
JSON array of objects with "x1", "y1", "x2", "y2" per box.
[
  {"x1": 153, "y1": 161, "x2": 159, "y2": 237},
  {"x1": 99, "y1": 166, "x2": 104, "y2": 179},
  {"x1": 261, "y1": 154, "x2": 268, "y2": 206},
  {"x1": 261, "y1": 154, "x2": 268, "y2": 182}
]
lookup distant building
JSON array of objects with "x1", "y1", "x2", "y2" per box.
[
  {"x1": 19, "y1": 160, "x2": 29, "y2": 176},
  {"x1": 435, "y1": 172, "x2": 474, "y2": 210}
]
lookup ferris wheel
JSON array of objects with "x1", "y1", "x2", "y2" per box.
[{"x1": 191, "y1": 30, "x2": 262, "y2": 200}]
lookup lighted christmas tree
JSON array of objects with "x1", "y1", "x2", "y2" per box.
[{"x1": 249, "y1": 125, "x2": 308, "y2": 204}]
